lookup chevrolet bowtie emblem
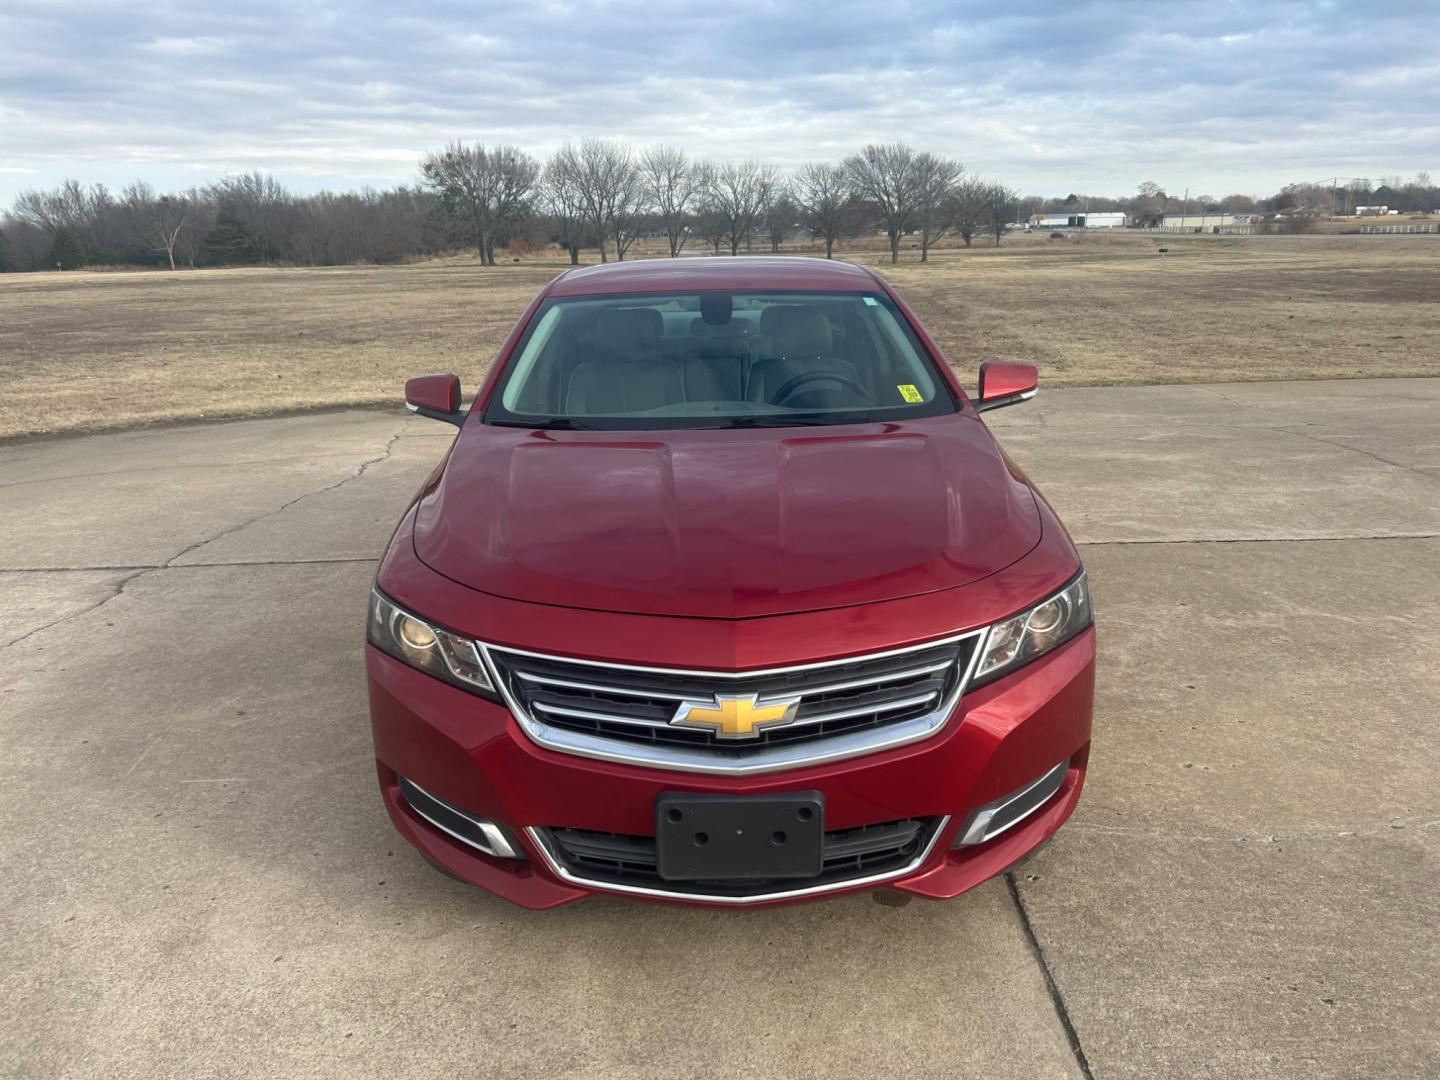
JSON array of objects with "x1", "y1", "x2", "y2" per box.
[{"x1": 670, "y1": 692, "x2": 802, "y2": 740}]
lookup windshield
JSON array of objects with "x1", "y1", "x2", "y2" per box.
[{"x1": 484, "y1": 290, "x2": 957, "y2": 430}]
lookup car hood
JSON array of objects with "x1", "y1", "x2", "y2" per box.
[{"x1": 412, "y1": 416, "x2": 1042, "y2": 619}]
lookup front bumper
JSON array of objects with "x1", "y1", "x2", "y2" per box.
[{"x1": 367, "y1": 623, "x2": 1094, "y2": 909}]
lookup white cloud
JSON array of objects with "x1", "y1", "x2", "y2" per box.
[
  {"x1": 137, "y1": 35, "x2": 232, "y2": 55},
  {"x1": 0, "y1": 0, "x2": 1435, "y2": 204}
]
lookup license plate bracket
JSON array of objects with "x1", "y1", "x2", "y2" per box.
[{"x1": 655, "y1": 791, "x2": 825, "y2": 881}]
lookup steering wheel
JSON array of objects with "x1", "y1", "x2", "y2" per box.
[{"x1": 771, "y1": 370, "x2": 873, "y2": 406}]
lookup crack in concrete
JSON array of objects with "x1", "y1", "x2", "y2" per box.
[
  {"x1": 0, "y1": 452, "x2": 390, "y2": 491},
  {"x1": 1275, "y1": 425, "x2": 1440, "y2": 484},
  {"x1": 4, "y1": 531, "x2": 1436, "y2": 578},
  {"x1": 1008, "y1": 808, "x2": 1440, "y2": 1079},
  {"x1": 1079, "y1": 532, "x2": 1438, "y2": 547},
  {"x1": 1006, "y1": 873, "x2": 1095, "y2": 1080},
  {"x1": 0, "y1": 426, "x2": 405, "y2": 651},
  {"x1": 1068, "y1": 813, "x2": 1440, "y2": 845},
  {"x1": 0, "y1": 564, "x2": 165, "y2": 573},
  {"x1": 1190, "y1": 384, "x2": 1262, "y2": 411},
  {"x1": 0, "y1": 567, "x2": 152, "y2": 651},
  {"x1": 0, "y1": 558, "x2": 379, "y2": 572},
  {"x1": 162, "y1": 425, "x2": 406, "y2": 567}
]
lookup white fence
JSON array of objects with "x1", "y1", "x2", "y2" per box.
[{"x1": 1359, "y1": 224, "x2": 1437, "y2": 234}]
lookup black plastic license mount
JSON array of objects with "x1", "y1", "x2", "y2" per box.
[{"x1": 655, "y1": 791, "x2": 825, "y2": 881}]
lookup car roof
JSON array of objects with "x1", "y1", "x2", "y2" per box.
[{"x1": 546, "y1": 255, "x2": 879, "y2": 298}]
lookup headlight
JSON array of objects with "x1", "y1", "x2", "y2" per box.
[
  {"x1": 367, "y1": 589, "x2": 496, "y2": 698},
  {"x1": 972, "y1": 572, "x2": 1092, "y2": 685}
]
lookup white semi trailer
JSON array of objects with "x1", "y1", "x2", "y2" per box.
[{"x1": 1029, "y1": 212, "x2": 1127, "y2": 229}]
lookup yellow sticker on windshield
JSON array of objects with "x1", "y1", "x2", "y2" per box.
[{"x1": 897, "y1": 384, "x2": 924, "y2": 403}]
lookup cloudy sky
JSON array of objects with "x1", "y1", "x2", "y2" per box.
[{"x1": 1, "y1": 0, "x2": 1435, "y2": 205}]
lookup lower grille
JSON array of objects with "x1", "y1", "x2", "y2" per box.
[{"x1": 534, "y1": 816, "x2": 943, "y2": 899}]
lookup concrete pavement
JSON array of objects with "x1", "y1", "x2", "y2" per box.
[{"x1": 1, "y1": 379, "x2": 1436, "y2": 1079}]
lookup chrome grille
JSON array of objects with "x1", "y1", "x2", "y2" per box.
[{"x1": 483, "y1": 632, "x2": 984, "y2": 774}]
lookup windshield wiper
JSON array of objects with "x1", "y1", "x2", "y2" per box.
[
  {"x1": 490, "y1": 416, "x2": 597, "y2": 431},
  {"x1": 720, "y1": 415, "x2": 841, "y2": 428}
]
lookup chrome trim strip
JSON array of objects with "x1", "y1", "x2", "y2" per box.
[
  {"x1": 481, "y1": 629, "x2": 987, "y2": 775},
  {"x1": 486, "y1": 631, "x2": 975, "y2": 681},
  {"x1": 515, "y1": 670, "x2": 692, "y2": 701},
  {"x1": 956, "y1": 759, "x2": 1070, "y2": 847},
  {"x1": 524, "y1": 815, "x2": 952, "y2": 905},
  {"x1": 531, "y1": 701, "x2": 673, "y2": 729},
  {"x1": 792, "y1": 659, "x2": 955, "y2": 698},
  {"x1": 975, "y1": 388, "x2": 1037, "y2": 414},
  {"x1": 533, "y1": 690, "x2": 940, "y2": 735},
  {"x1": 514, "y1": 657, "x2": 954, "y2": 703},
  {"x1": 401, "y1": 778, "x2": 520, "y2": 860},
  {"x1": 785, "y1": 690, "x2": 938, "y2": 728}
]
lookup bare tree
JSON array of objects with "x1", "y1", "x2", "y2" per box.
[
  {"x1": 845, "y1": 143, "x2": 926, "y2": 264},
  {"x1": 176, "y1": 187, "x2": 214, "y2": 267},
  {"x1": 540, "y1": 149, "x2": 586, "y2": 265},
  {"x1": 1129, "y1": 180, "x2": 1167, "y2": 228},
  {"x1": 150, "y1": 196, "x2": 191, "y2": 270},
  {"x1": 610, "y1": 165, "x2": 647, "y2": 262},
  {"x1": 914, "y1": 153, "x2": 964, "y2": 261},
  {"x1": 568, "y1": 139, "x2": 640, "y2": 263},
  {"x1": 1, "y1": 177, "x2": 443, "y2": 271},
  {"x1": 123, "y1": 182, "x2": 191, "y2": 270},
  {"x1": 792, "y1": 162, "x2": 852, "y2": 259},
  {"x1": 950, "y1": 176, "x2": 987, "y2": 247},
  {"x1": 640, "y1": 145, "x2": 702, "y2": 257},
  {"x1": 703, "y1": 160, "x2": 775, "y2": 256},
  {"x1": 419, "y1": 142, "x2": 538, "y2": 265},
  {"x1": 487, "y1": 146, "x2": 541, "y2": 260},
  {"x1": 687, "y1": 163, "x2": 726, "y2": 255},
  {"x1": 983, "y1": 182, "x2": 1018, "y2": 246},
  {"x1": 764, "y1": 182, "x2": 796, "y2": 253},
  {"x1": 11, "y1": 179, "x2": 108, "y2": 264}
]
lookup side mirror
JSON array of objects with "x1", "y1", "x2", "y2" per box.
[
  {"x1": 975, "y1": 362, "x2": 1037, "y2": 413},
  {"x1": 405, "y1": 373, "x2": 465, "y2": 426}
]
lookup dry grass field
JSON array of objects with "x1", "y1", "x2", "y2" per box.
[{"x1": 1, "y1": 233, "x2": 1437, "y2": 440}]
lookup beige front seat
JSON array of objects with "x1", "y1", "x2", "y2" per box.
[
  {"x1": 747, "y1": 305, "x2": 859, "y2": 404},
  {"x1": 566, "y1": 308, "x2": 683, "y2": 414}
]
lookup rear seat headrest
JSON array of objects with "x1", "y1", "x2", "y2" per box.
[
  {"x1": 700, "y1": 293, "x2": 733, "y2": 325},
  {"x1": 769, "y1": 305, "x2": 833, "y2": 356},
  {"x1": 690, "y1": 317, "x2": 753, "y2": 338},
  {"x1": 595, "y1": 307, "x2": 664, "y2": 360},
  {"x1": 758, "y1": 305, "x2": 800, "y2": 337}
]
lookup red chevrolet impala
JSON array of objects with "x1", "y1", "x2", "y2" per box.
[{"x1": 366, "y1": 256, "x2": 1094, "y2": 908}]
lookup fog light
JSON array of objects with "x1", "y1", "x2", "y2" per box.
[
  {"x1": 397, "y1": 775, "x2": 521, "y2": 860},
  {"x1": 955, "y1": 759, "x2": 1070, "y2": 847}
]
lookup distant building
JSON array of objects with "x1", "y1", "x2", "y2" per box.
[
  {"x1": 1028, "y1": 212, "x2": 1126, "y2": 229},
  {"x1": 1355, "y1": 205, "x2": 1388, "y2": 216},
  {"x1": 1159, "y1": 212, "x2": 1258, "y2": 228}
]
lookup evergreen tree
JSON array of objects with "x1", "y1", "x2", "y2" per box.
[
  {"x1": 202, "y1": 206, "x2": 262, "y2": 264},
  {"x1": 49, "y1": 226, "x2": 83, "y2": 270}
]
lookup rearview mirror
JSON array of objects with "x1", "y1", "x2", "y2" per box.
[
  {"x1": 405, "y1": 373, "x2": 465, "y2": 426},
  {"x1": 975, "y1": 362, "x2": 1037, "y2": 413}
]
